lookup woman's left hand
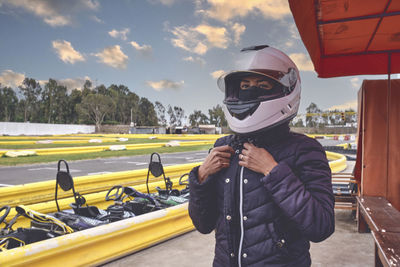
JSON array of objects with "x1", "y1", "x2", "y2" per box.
[{"x1": 239, "y1": 142, "x2": 278, "y2": 176}]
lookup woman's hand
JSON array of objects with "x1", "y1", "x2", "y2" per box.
[
  {"x1": 198, "y1": 145, "x2": 234, "y2": 183},
  {"x1": 239, "y1": 142, "x2": 278, "y2": 176}
]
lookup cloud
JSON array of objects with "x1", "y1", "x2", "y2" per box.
[
  {"x1": 328, "y1": 100, "x2": 358, "y2": 111},
  {"x1": 210, "y1": 70, "x2": 225, "y2": 79},
  {"x1": 183, "y1": 56, "x2": 206, "y2": 66},
  {"x1": 0, "y1": 71, "x2": 91, "y2": 92},
  {"x1": 282, "y1": 22, "x2": 301, "y2": 48},
  {"x1": 289, "y1": 53, "x2": 314, "y2": 71},
  {"x1": 52, "y1": 40, "x2": 85, "y2": 64},
  {"x1": 146, "y1": 79, "x2": 184, "y2": 91},
  {"x1": 231, "y1": 23, "x2": 245, "y2": 45},
  {"x1": 108, "y1": 28, "x2": 130, "y2": 40},
  {"x1": 93, "y1": 45, "x2": 128, "y2": 69},
  {"x1": 130, "y1": 41, "x2": 152, "y2": 56},
  {"x1": 195, "y1": 24, "x2": 229, "y2": 48},
  {"x1": 0, "y1": 0, "x2": 99, "y2": 27},
  {"x1": 169, "y1": 25, "x2": 208, "y2": 55},
  {"x1": 36, "y1": 76, "x2": 91, "y2": 92},
  {"x1": 350, "y1": 77, "x2": 360, "y2": 89},
  {"x1": 198, "y1": 0, "x2": 290, "y2": 22},
  {"x1": 57, "y1": 76, "x2": 91, "y2": 91},
  {"x1": 285, "y1": 40, "x2": 295, "y2": 48},
  {"x1": 168, "y1": 23, "x2": 229, "y2": 55},
  {"x1": 91, "y1": 15, "x2": 103, "y2": 23},
  {"x1": 0, "y1": 70, "x2": 25, "y2": 88},
  {"x1": 289, "y1": 23, "x2": 301, "y2": 40}
]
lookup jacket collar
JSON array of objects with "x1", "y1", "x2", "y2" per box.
[{"x1": 231, "y1": 123, "x2": 291, "y2": 149}]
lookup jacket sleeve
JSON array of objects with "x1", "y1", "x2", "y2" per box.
[
  {"x1": 261, "y1": 137, "x2": 335, "y2": 242},
  {"x1": 188, "y1": 166, "x2": 218, "y2": 234},
  {"x1": 188, "y1": 137, "x2": 229, "y2": 234}
]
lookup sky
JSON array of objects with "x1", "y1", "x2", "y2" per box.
[{"x1": 0, "y1": 0, "x2": 390, "y2": 119}]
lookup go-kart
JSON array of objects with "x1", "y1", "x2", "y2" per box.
[
  {"x1": 0, "y1": 154, "x2": 192, "y2": 251},
  {"x1": 0, "y1": 205, "x2": 72, "y2": 251}
]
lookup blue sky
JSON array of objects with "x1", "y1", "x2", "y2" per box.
[{"x1": 0, "y1": 0, "x2": 387, "y2": 118}]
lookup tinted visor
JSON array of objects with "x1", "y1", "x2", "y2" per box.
[{"x1": 222, "y1": 72, "x2": 292, "y2": 104}]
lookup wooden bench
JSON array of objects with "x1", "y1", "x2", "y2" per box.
[
  {"x1": 332, "y1": 173, "x2": 357, "y2": 210},
  {"x1": 357, "y1": 196, "x2": 400, "y2": 266}
]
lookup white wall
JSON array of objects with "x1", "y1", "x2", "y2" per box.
[{"x1": 0, "y1": 122, "x2": 95, "y2": 136}]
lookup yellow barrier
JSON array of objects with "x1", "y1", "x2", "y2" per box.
[
  {"x1": 0, "y1": 203, "x2": 194, "y2": 267},
  {"x1": 0, "y1": 140, "x2": 214, "y2": 157},
  {"x1": 0, "y1": 133, "x2": 224, "y2": 141},
  {"x1": 0, "y1": 162, "x2": 199, "y2": 207},
  {"x1": 326, "y1": 151, "x2": 347, "y2": 173},
  {"x1": 77, "y1": 133, "x2": 225, "y2": 140},
  {"x1": 335, "y1": 142, "x2": 356, "y2": 149},
  {"x1": 0, "y1": 138, "x2": 120, "y2": 146}
]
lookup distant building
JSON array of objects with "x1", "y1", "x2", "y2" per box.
[{"x1": 199, "y1": 124, "x2": 216, "y2": 134}]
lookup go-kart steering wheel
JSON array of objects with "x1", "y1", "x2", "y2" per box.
[
  {"x1": 105, "y1": 185, "x2": 124, "y2": 201},
  {"x1": 179, "y1": 173, "x2": 189, "y2": 186},
  {"x1": 0, "y1": 205, "x2": 11, "y2": 224}
]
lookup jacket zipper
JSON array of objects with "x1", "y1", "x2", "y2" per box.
[{"x1": 237, "y1": 166, "x2": 244, "y2": 267}]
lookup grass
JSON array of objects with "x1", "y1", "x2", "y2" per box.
[
  {"x1": 0, "y1": 138, "x2": 174, "y2": 150},
  {"x1": 0, "y1": 144, "x2": 212, "y2": 166}
]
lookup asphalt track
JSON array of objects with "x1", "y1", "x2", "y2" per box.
[
  {"x1": 0, "y1": 151, "x2": 209, "y2": 186},
  {"x1": 0, "y1": 139, "x2": 346, "y2": 186}
]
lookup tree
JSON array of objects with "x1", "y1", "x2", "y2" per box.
[
  {"x1": 208, "y1": 104, "x2": 227, "y2": 127},
  {"x1": 174, "y1": 106, "x2": 185, "y2": 126},
  {"x1": 290, "y1": 118, "x2": 304, "y2": 127},
  {"x1": 0, "y1": 85, "x2": 18, "y2": 122},
  {"x1": 82, "y1": 80, "x2": 93, "y2": 97},
  {"x1": 41, "y1": 79, "x2": 58, "y2": 123},
  {"x1": 94, "y1": 84, "x2": 108, "y2": 96},
  {"x1": 344, "y1": 108, "x2": 357, "y2": 124},
  {"x1": 127, "y1": 92, "x2": 140, "y2": 125},
  {"x1": 137, "y1": 97, "x2": 158, "y2": 126},
  {"x1": 189, "y1": 110, "x2": 209, "y2": 126},
  {"x1": 68, "y1": 89, "x2": 82, "y2": 124},
  {"x1": 18, "y1": 78, "x2": 42, "y2": 122},
  {"x1": 76, "y1": 93, "x2": 115, "y2": 132},
  {"x1": 167, "y1": 105, "x2": 176, "y2": 126},
  {"x1": 305, "y1": 102, "x2": 321, "y2": 128},
  {"x1": 327, "y1": 109, "x2": 341, "y2": 125},
  {"x1": 155, "y1": 101, "x2": 167, "y2": 126},
  {"x1": 108, "y1": 84, "x2": 130, "y2": 123},
  {"x1": 41, "y1": 79, "x2": 69, "y2": 123},
  {"x1": 53, "y1": 84, "x2": 69, "y2": 123}
]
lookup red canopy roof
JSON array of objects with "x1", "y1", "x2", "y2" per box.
[{"x1": 289, "y1": 0, "x2": 400, "y2": 78}]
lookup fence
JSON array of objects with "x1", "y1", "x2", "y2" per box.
[{"x1": 0, "y1": 122, "x2": 95, "y2": 136}]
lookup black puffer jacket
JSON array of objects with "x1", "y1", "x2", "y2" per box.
[{"x1": 188, "y1": 124, "x2": 335, "y2": 266}]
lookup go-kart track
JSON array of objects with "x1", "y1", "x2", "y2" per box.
[
  {"x1": 0, "y1": 138, "x2": 347, "y2": 186},
  {"x1": 0, "y1": 136, "x2": 358, "y2": 266},
  {"x1": 0, "y1": 151, "x2": 210, "y2": 186}
]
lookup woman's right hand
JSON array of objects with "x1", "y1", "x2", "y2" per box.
[{"x1": 198, "y1": 145, "x2": 234, "y2": 183}]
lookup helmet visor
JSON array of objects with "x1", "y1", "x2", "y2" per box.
[
  {"x1": 221, "y1": 72, "x2": 293, "y2": 104},
  {"x1": 218, "y1": 68, "x2": 297, "y2": 93}
]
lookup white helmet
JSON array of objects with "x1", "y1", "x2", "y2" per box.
[{"x1": 217, "y1": 45, "x2": 301, "y2": 134}]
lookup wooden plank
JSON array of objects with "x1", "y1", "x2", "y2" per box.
[
  {"x1": 372, "y1": 231, "x2": 400, "y2": 267},
  {"x1": 357, "y1": 196, "x2": 400, "y2": 233}
]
